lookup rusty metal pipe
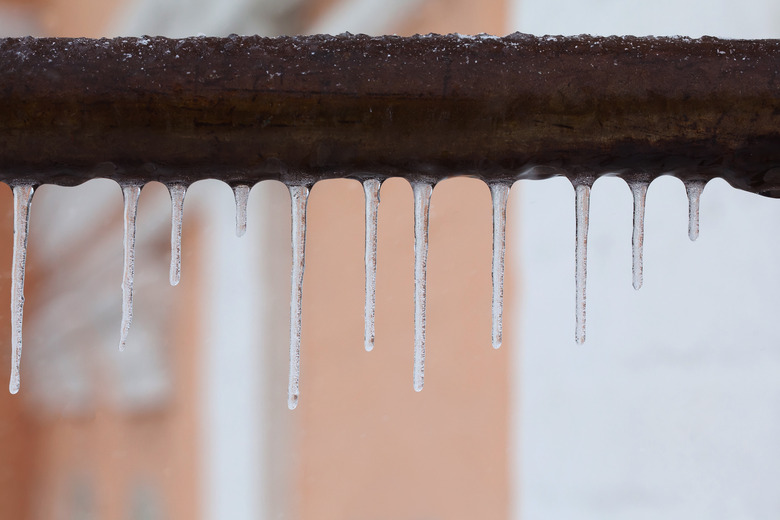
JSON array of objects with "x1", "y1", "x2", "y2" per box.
[{"x1": 1, "y1": 34, "x2": 779, "y2": 195}]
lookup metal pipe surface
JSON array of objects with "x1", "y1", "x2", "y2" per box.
[{"x1": 1, "y1": 34, "x2": 779, "y2": 195}]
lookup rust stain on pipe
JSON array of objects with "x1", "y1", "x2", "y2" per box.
[{"x1": 0, "y1": 33, "x2": 779, "y2": 195}]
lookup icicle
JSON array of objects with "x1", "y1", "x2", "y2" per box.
[
  {"x1": 119, "y1": 184, "x2": 141, "y2": 352},
  {"x1": 287, "y1": 184, "x2": 309, "y2": 410},
  {"x1": 233, "y1": 185, "x2": 250, "y2": 237},
  {"x1": 489, "y1": 183, "x2": 509, "y2": 349},
  {"x1": 168, "y1": 184, "x2": 186, "y2": 286},
  {"x1": 629, "y1": 180, "x2": 648, "y2": 290},
  {"x1": 9, "y1": 184, "x2": 34, "y2": 395},
  {"x1": 412, "y1": 181, "x2": 432, "y2": 392},
  {"x1": 363, "y1": 178, "x2": 380, "y2": 352},
  {"x1": 574, "y1": 182, "x2": 591, "y2": 345},
  {"x1": 685, "y1": 180, "x2": 705, "y2": 241}
]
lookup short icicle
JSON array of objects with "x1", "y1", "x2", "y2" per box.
[
  {"x1": 629, "y1": 180, "x2": 648, "y2": 290},
  {"x1": 9, "y1": 184, "x2": 34, "y2": 395},
  {"x1": 168, "y1": 184, "x2": 186, "y2": 286},
  {"x1": 685, "y1": 180, "x2": 705, "y2": 241},
  {"x1": 412, "y1": 181, "x2": 433, "y2": 392},
  {"x1": 490, "y1": 183, "x2": 510, "y2": 350},
  {"x1": 574, "y1": 181, "x2": 591, "y2": 345},
  {"x1": 363, "y1": 178, "x2": 380, "y2": 352},
  {"x1": 119, "y1": 184, "x2": 141, "y2": 352},
  {"x1": 233, "y1": 185, "x2": 250, "y2": 237},
  {"x1": 288, "y1": 184, "x2": 309, "y2": 410}
]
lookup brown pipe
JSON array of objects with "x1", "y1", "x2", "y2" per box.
[{"x1": 1, "y1": 34, "x2": 779, "y2": 195}]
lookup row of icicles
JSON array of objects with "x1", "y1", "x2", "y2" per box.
[{"x1": 6, "y1": 177, "x2": 707, "y2": 408}]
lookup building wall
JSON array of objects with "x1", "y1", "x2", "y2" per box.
[{"x1": 0, "y1": 2, "x2": 514, "y2": 519}]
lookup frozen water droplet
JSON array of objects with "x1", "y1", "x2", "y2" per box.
[
  {"x1": 685, "y1": 180, "x2": 705, "y2": 241},
  {"x1": 363, "y1": 179, "x2": 380, "y2": 352},
  {"x1": 168, "y1": 184, "x2": 186, "y2": 286},
  {"x1": 412, "y1": 181, "x2": 432, "y2": 392},
  {"x1": 233, "y1": 185, "x2": 250, "y2": 237},
  {"x1": 288, "y1": 184, "x2": 309, "y2": 409},
  {"x1": 629, "y1": 180, "x2": 648, "y2": 290},
  {"x1": 9, "y1": 184, "x2": 34, "y2": 395},
  {"x1": 119, "y1": 184, "x2": 141, "y2": 352},
  {"x1": 574, "y1": 182, "x2": 591, "y2": 345},
  {"x1": 490, "y1": 183, "x2": 509, "y2": 349}
]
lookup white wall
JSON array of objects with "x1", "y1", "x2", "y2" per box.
[{"x1": 511, "y1": 2, "x2": 780, "y2": 519}]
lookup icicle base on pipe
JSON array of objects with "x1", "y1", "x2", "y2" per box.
[{"x1": 1, "y1": 33, "x2": 779, "y2": 401}]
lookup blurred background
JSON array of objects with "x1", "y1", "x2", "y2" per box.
[{"x1": 1, "y1": 0, "x2": 780, "y2": 519}]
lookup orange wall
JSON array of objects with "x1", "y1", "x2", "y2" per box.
[
  {"x1": 294, "y1": 4, "x2": 513, "y2": 519},
  {"x1": 0, "y1": 1, "x2": 515, "y2": 518},
  {"x1": 298, "y1": 177, "x2": 513, "y2": 520}
]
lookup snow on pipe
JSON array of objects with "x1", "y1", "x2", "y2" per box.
[{"x1": 1, "y1": 34, "x2": 779, "y2": 400}]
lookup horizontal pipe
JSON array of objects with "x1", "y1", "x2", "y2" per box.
[{"x1": 1, "y1": 34, "x2": 779, "y2": 196}]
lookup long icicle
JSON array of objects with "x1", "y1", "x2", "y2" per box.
[
  {"x1": 119, "y1": 184, "x2": 141, "y2": 352},
  {"x1": 686, "y1": 180, "x2": 705, "y2": 241},
  {"x1": 629, "y1": 180, "x2": 648, "y2": 290},
  {"x1": 363, "y1": 179, "x2": 380, "y2": 352},
  {"x1": 412, "y1": 181, "x2": 433, "y2": 392},
  {"x1": 233, "y1": 185, "x2": 250, "y2": 238},
  {"x1": 288, "y1": 184, "x2": 309, "y2": 410},
  {"x1": 574, "y1": 182, "x2": 591, "y2": 345},
  {"x1": 490, "y1": 183, "x2": 509, "y2": 349},
  {"x1": 9, "y1": 184, "x2": 34, "y2": 395},
  {"x1": 168, "y1": 184, "x2": 186, "y2": 286}
]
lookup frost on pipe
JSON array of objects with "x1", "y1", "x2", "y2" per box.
[
  {"x1": 1, "y1": 34, "x2": 779, "y2": 194},
  {"x1": 1, "y1": 33, "x2": 780, "y2": 399}
]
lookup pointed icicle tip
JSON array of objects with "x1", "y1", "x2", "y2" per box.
[
  {"x1": 9, "y1": 184, "x2": 34, "y2": 395},
  {"x1": 119, "y1": 184, "x2": 141, "y2": 352},
  {"x1": 489, "y1": 183, "x2": 510, "y2": 350},
  {"x1": 287, "y1": 184, "x2": 309, "y2": 409},
  {"x1": 168, "y1": 184, "x2": 186, "y2": 287},
  {"x1": 412, "y1": 181, "x2": 433, "y2": 392},
  {"x1": 233, "y1": 185, "x2": 250, "y2": 238},
  {"x1": 574, "y1": 181, "x2": 591, "y2": 345},
  {"x1": 629, "y1": 180, "x2": 648, "y2": 291},
  {"x1": 685, "y1": 180, "x2": 705, "y2": 242},
  {"x1": 363, "y1": 178, "x2": 381, "y2": 352}
]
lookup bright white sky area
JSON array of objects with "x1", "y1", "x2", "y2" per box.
[{"x1": 512, "y1": 1, "x2": 780, "y2": 518}]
